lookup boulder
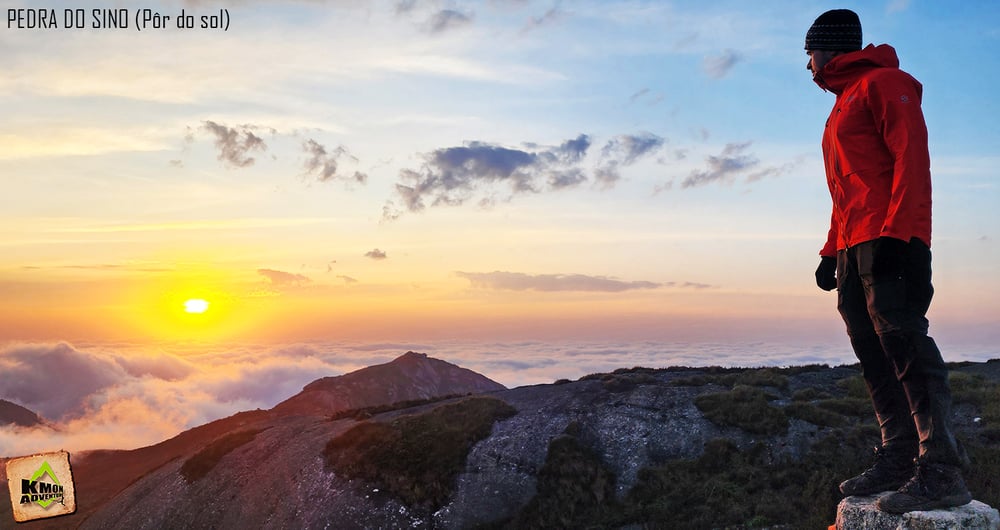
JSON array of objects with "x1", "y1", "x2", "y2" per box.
[{"x1": 835, "y1": 494, "x2": 1000, "y2": 530}]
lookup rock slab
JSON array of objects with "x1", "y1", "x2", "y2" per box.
[{"x1": 836, "y1": 494, "x2": 1000, "y2": 530}]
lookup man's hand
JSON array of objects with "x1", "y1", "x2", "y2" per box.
[
  {"x1": 815, "y1": 256, "x2": 837, "y2": 291},
  {"x1": 871, "y1": 236, "x2": 908, "y2": 280}
]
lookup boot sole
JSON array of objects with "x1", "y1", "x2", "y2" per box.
[
  {"x1": 839, "y1": 480, "x2": 907, "y2": 497},
  {"x1": 877, "y1": 492, "x2": 973, "y2": 514}
]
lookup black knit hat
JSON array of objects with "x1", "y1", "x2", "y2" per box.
[{"x1": 804, "y1": 9, "x2": 862, "y2": 51}]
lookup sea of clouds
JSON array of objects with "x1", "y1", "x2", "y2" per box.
[{"x1": 2, "y1": 338, "x2": 996, "y2": 456}]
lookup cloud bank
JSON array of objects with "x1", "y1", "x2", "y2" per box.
[
  {"x1": 455, "y1": 271, "x2": 661, "y2": 292},
  {"x1": 0, "y1": 342, "x2": 368, "y2": 455},
  {"x1": 0, "y1": 336, "x2": 869, "y2": 456}
]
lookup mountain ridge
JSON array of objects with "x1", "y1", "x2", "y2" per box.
[{"x1": 2, "y1": 354, "x2": 998, "y2": 529}]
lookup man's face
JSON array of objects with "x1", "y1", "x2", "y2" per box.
[{"x1": 806, "y1": 50, "x2": 841, "y2": 78}]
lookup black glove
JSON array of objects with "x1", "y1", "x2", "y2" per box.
[
  {"x1": 815, "y1": 256, "x2": 837, "y2": 291},
  {"x1": 871, "y1": 236, "x2": 908, "y2": 280}
]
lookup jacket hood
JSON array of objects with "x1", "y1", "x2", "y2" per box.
[{"x1": 815, "y1": 43, "x2": 900, "y2": 94}]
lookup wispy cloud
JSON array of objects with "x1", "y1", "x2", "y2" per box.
[
  {"x1": 455, "y1": 271, "x2": 661, "y2": 292},
  {"x1": 258, "y1": 268, "x2": 311, "y2": 287},
  {"x1": 703, "y1": 49, "x2": 743, "y2": 79},
  {"x1": 522, "y1": 6, "x2": 565, "y2": 33},
  {"x1": 601, "y1": 132, "x2": 665, "y2": 165},
  {"x1": 675, "y1": 141, "x2": 790, "y2": 189},
  {"x1": 302, "y1": 139, "x2": 368, "y2": 186},
  {"x1": 365, "y1": 249, "x2": 388, "y2": 260},
  {"x1": 427, "y1": 9, "x2": 474, "y2": 34},
  {"x1": 201, "y1": 121, "x2": 269, "y2": 168},
  {"x1": 627, "y1": 88, "x2": 664, "y2": 107},
  {"x1": 886, "y1": 0, "x2": 911, "y2": 14},
  {"x1": 595, "y1": 132, "x2": 666, "y2": 188}
]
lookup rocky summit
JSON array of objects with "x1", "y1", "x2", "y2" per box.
[
  {"x1": 0, "y1": 399, "x2": 43, "y2": 428},
  {"x1": 2, "y1": 354, "x2": 999, "y2": 529}
]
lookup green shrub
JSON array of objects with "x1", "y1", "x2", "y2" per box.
[
  {"x1": 965, "y1": 443, "x2": 1000, "y2": 509},
  {"x1": 735, "y1": 368, "x2": 788, "y2": 390},
  {"x1": 817, "y1": 397, "x2": 872, "y2": 418},
  {"x1": 620, "y1": 426, "x2": 881, "y2": 529},
  {"x1": 498, "y1": 427, "x2": 618, "y2": 529},
  {"x1": 671, "y1": 375, "x2": 712, "y2": 387},
  {"x1": 836, "y1": 375, "x2": 869, "y2": 399},
  {"x1": 785, "y1": 402, "x2": 848, "y2": 428},
  {"x1": 181, "y1": 429, "x2": 265, "y2": 483},
  {"x1": 603, "y1": 373, "x2": 658, "y2": 393},
  {"x1": 695, "y1": 386, "x2": 788, "y2": 435},
  {"x1": 792, "y1": 388, "x2": 831, "y2": 401},
  {"x1": 323, "y1": 397, "x2": 516, "y2": 509},
  {"x1": 328, "y1": 394, "x2": 465, "y2": 421},
  {"x1": 672, "y1": 369, "x2": 786, "y2": 390}
]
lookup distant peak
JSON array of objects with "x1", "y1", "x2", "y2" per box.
[{"x1": 398, "y1": 351, "x2": 429, "y2": 361}]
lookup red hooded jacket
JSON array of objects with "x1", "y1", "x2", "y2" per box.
[{"x1": 815, "y1": 44, "x2": 932, "y2": 257}]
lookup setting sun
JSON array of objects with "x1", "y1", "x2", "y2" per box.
[{"x1": 184, "y1": 299, "x2": 210, "y2": 314}]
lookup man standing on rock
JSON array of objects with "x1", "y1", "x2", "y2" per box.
[{"x1": 805, "y1": 8, "x2": 972, "y2": 513}]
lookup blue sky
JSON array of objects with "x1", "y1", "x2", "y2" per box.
[
  {"x1": 1, "y1": 0, "x2": 999, "y2": 453},
  {"x1": 1, "y1": 0, "x2": 997, "y2": 347}
]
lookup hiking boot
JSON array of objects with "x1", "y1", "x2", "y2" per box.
[
  {"x1": 839, "y1": 446, "x2": 915, "y2": 496},
  {"x1": 876, "y1": 457, "x2": 972, "y2": 513}
]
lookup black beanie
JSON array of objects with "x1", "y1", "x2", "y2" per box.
[{"x1": 804, "y1": 9, "x2": 862, "y2": 51}]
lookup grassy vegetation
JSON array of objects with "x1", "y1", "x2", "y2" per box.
[
  {"x1": 785, "y1": 402, "x2": 849, "y2": 428},
  {"x1": 791, "y1": 387, "x2": 832, "y2": 401},
  {"x1": 671, "y1": 367, "x2": 789, "y2": 390},
  {"x1": 181, "y1": 428, "x2": 265, "y2": 483},
  {"x1": 694, "y1": 385, "x2": 789, "y2": 435},
  {"x1": 491, "y1": 365, "x2": 1000, "y2": 529},
  {"x1": 327, "y1": 393, "x2": 467, "y2": 421},
  {"x1": 836, "y1": 374, "x2": 870, "y2": 399},
  {"x1": 314, "y1": 363, "x2": 1000, "y2": 528},
  {"x1": 491, "y1": 425, "x2": 883, "y2": 529},
  {"x1": 578, "y1": 369, "x2": 660, "y2": 393},
  {"x1": 489, "y1": 423, "x2": 619, "y2": 529},
  {"x1": 323, "y1": 396, "x2": 517, "y2": 510}
]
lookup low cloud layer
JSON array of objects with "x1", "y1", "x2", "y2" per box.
[
  {"x1": 0, "y1": 337, "x2": 867, "y2": 455},
  {"x1": 0, "y1": 342, "x2": 377, "y2": 455}
]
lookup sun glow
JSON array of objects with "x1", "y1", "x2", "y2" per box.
[{"x1": 184, "y1": 298, "x2": 210, "y2": 314}]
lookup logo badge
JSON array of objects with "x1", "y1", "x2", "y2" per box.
[{"x1": 5, "y1": 450, "x2": 77, "y2": 522}]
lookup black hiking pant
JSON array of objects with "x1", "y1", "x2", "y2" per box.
[{"x1": 836, "y1": 238, "x2": 963, "y2": 466}]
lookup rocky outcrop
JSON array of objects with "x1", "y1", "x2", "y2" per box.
[
  {"x1": 272, "y1": 351, "x2": 506, "y2": 416},
  {"x1": 836, "y1": 494, "x2": 1000, "y2": 529},
  {"x1": 4, "y1": 356, "x2": 999, "y2": 529},
  {"x1": 0, "y1": 399, "x2": 43, "y2": 427}
]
